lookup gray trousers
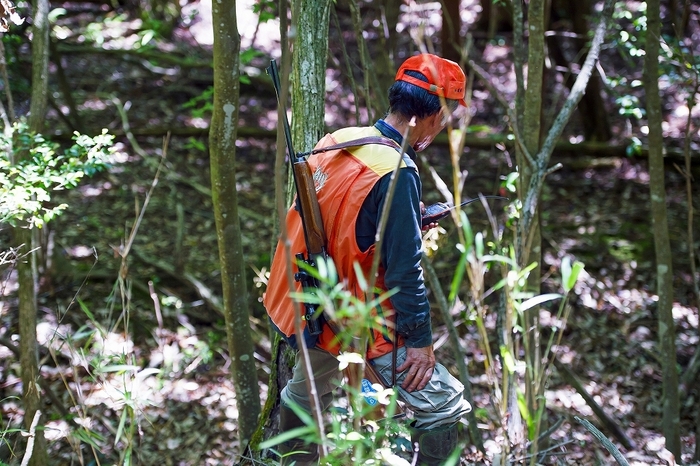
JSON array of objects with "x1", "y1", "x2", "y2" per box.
[{"x1": 280, "y1": 347, "x2": 471, "y2": 430}]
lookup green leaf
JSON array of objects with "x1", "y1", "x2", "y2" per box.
[
  {"x1": 475, "y1": 232, "x2": 484, "y2": 258},
  {"x1": 482, "y1": 254, "x2": 517, "y2": 268},
  {"x1": 353, "y1": 261, "x2": 368, "y2": 292},
  {"x1": 567, "y1": 261, "x2": 585, "y2": 292},
  {"x1": 516, "y1": 389, "x2": 530, "y2": 425},
  {"x1": 71, "y1": 426, "x2": 106, "y2": 448},
  {"x1": 448, "y1": 246, "x2": 467, "y2": 303},
  {"x1": 518, "y1": 293, "x2": 562, "y2": 312},
  {"x1": 96, "y1": 364, "x2": 141, "y2": 374},
  {"x1": 115, "y1": 408, "x2": 128, "y2": 447},
  {"x1": 258, "y1": 426, "x2": 316, "y2": 449},
  {"x1": 500, "y1": 345, "x2": 516, "y2": 374},
  {"x1": 142, "y1": 29, "x2": 156, "y2": 46}
]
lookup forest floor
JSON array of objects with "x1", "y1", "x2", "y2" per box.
[{"x1": 1, "y1": 0, "x2": 700, "y2": 465}]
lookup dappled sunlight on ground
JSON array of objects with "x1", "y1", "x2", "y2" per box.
[{"x1": 2, "y1": 311, "x2": 265, "y2": 464}]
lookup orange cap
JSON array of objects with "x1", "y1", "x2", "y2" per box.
[{"x1": 395, "y1": 54, "x2": 467, "y2": 106}]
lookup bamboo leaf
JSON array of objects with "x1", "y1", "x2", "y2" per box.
[
  {"x1": 518, "y1": 293, "x2": 562, "y2": 312},
  {"x1": 258, "y1": 426, "x2": 316, "y2": 449},
  {"x1": 115, "y1": 408, "x2": 127, "y2": 447},
  {"x1": 448, "y1": 245, "x2": 468, "y2": 303},
  {"x1": 564, "y1": 260, "x2": 585, "y2": 292}
]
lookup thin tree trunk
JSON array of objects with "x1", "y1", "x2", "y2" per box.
[
  {"x1": 519, "y1": 0, "x2": 545, "y2": 272},
  {"x1": 504, "y1": 0, "x2": 615, "y2": 458},
  {"x1": 14, "y1": 0, "x2": 50, "y2": 463},
  {"x1": 520, "y1": 0, "x2": 546, "y2": 456},
  {"x1": 440, "y1": 0, "x2": 461, "y2": 63},
  {"x1": 696, "y1": 395, "x2": 700, "y2": 462},
  {"x1": 547, "y1": 0, "x2": 611, "y2": 142},
  {"x1": 246, "y1": 3, "x2": 297, "y2": 461},
  {"x1": 507, "y1": 0, "x2": 527, "y2": 453},
  {"x1": 291, "y1": 0, "x2": 332, "y2": 152},
  {"x1": 372, "y1": 0, "x2": 401, "y2": 94},
  {"x1": 346, "y1": 0, "x2": 387, "y2": 122},
  {"x1": 16, "y1": 236, "x2": 46, "y2": 466},
  {"x1": 209, "y1": 0, "x2": 260, "y2": 452},
  {"x1": 643, "y1": 0, "x2": 680, "y2": 458},
  {"x1": 288, "y1": 0, "x2": 333, "y2": 456}
]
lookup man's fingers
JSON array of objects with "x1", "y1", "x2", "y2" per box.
[
  {"x1": 401, "y1": 366, "x2": 433, "y2": 392},
  {"x1": 415, "y1": 367, "x2": 434, "y2": 391},
  {"x1": 401, "y1": 370, "x2": 419, "y2": 391},
  {"x1": 420, "y1": 221, "x2": 437, "y2": 231},
  {"x1": 396, "y1": 346, "x2": 436, "y2": 392},
  {"x1": 396, "y1": 360, "x2": 410, "y2": 373}
]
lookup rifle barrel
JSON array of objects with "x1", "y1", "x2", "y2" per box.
[{"x1": 266, "y1": 60, "x2": 297, "y2": 163}]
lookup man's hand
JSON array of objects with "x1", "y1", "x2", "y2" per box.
[
  {"x1": 419, "y1": 201, "x2": 438, "y2": 231},
  {"x1": 396, "y1": 346, "x2": 436, "y2": 392}
]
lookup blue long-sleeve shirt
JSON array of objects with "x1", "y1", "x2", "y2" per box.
[{"x1": 354, "y1": 119, "x2": 433, "y2": 348}]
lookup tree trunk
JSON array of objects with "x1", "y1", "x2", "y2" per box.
[
  {"x1": 441, "y1": 0, "x2": 461, "y2": 63},
  {"x1": 209, "y1": 0, "x2": 260, "y2": 453},
  {"x1": 291, "y1": 0, "x2": 332, "y2": 152},
  {"x1": 14, "y1": 0, "x2": 50, "y2": 463},
  {"x1": 244, "y1": 3, "x2": 298, "y2": 460},
  {"x1": 519, "y1": 0, "x2": 546, "y2": 454},
  {"x1": 346, "y1": 0, "x2": 387, "y2": 122},
  {"x1": 519, "y1": 0, "x2": 545, "y2": 276},
  {"x1": 548, "y1": 0, "x2": 612, "y2": 142},
  {"x1": 370, "y1": 0, "x2": 401, "y2": 94},
  {"x1": 244, "y1": 0, "x2": 333, "y2": 461},
  {"x1": 475, "y1": 0, "x2": 512, "y2": 39},
  {"x1": 15, "y1": 233, "x2": 46, "y2": 466},
  {"x1": 506, "y1": 0, "x2": 615, "y2": 459},
  {"x1": 288, "y1": 0, "x2": 333, "y2": 448},
  {"x1": 643, "y1": 0, "x2": 681, "y2": 458}
]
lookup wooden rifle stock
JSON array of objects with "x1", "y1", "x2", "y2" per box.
[
  {"x1": 293, "y1": 160, "x2": 327, "y2": 257},
  {"x1": 291, "y1": 160, "x2": 327, "y2": 336}
]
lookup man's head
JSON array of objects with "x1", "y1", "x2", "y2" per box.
[{"x1": 387, "y1": 54, "x2": 467, "y2": 151}]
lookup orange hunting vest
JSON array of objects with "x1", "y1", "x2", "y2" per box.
[{"x1": 263, "y1": 126, "x2": 416, "y2": 360}]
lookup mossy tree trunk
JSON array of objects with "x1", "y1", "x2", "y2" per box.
[
  {"x1": 247, "y1": 0, "x2": 333, "y2": 460},
  {"x1": 209, "y1": 0, "x2": 260, "y2": 455},
  {"x1": 643, "y1": 0, "x2": 681, "y2": 458},
  {"x1": 290, "y1": 0, "x2": 332, "y2": 152},
  {"x1": 244, "y1": 1, "x2": 300, "y2": 462}
]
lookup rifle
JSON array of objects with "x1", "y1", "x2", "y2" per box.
[
  {"x1": 421, "y1": 195, "x2": 509, "y2": 227},
  {"x1": 266, "y1": 58, "x2": 326, "y2": 336},
  {"x1": 266, "y1": 59, "x2": 403, "y2": 418}
]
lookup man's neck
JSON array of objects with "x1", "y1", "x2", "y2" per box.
[
  {"x1": 383, "y1": 114, "x2": 412, "y2": 139},
  {"x1": 384, "y1": 113, "x2": 438, "y2": 151}
]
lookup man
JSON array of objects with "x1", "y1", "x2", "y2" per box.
[{"x1": 263, "y1": 53, "x2": 472, "y2": 465}]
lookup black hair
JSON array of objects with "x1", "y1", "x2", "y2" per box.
[{"x1": 387, "y1": 70, "x2": 459, "y2": 120}]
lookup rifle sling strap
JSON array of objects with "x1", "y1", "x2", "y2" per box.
[{"x1": 299, "y1": 136, "x2": 402, "y2": 157}]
